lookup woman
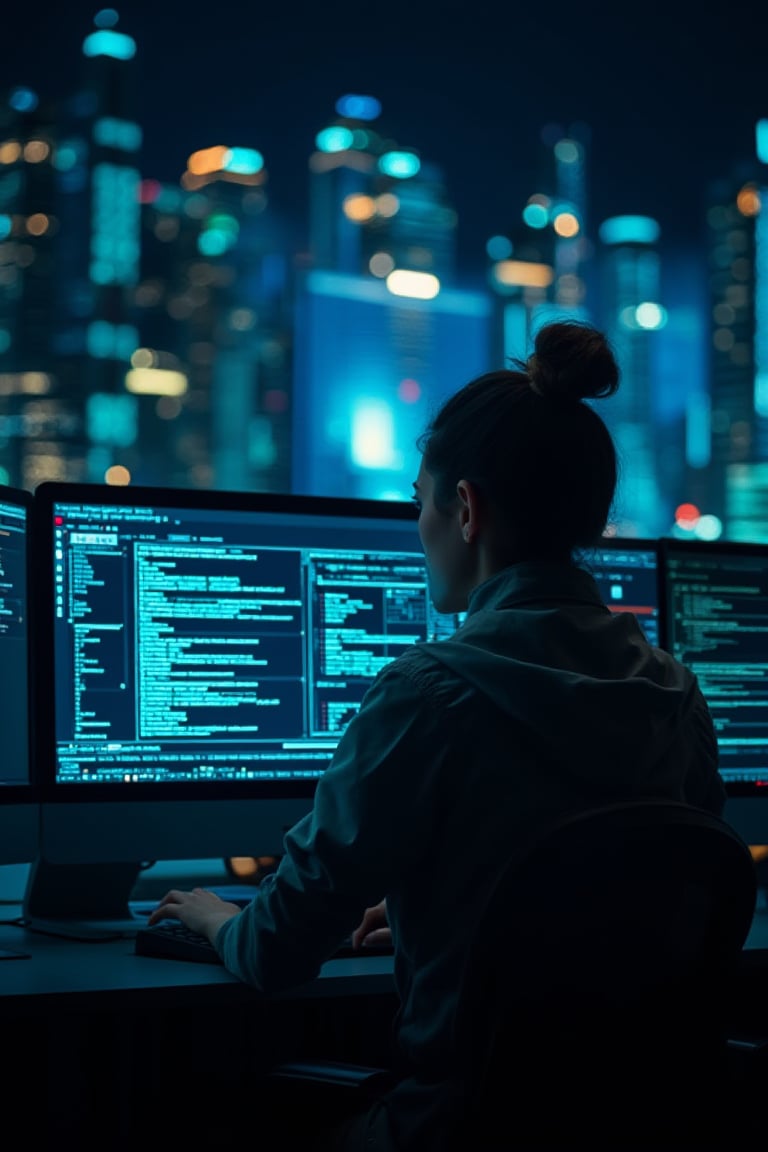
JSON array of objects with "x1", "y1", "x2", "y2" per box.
[{"x1": 149, "y1": 319, "x2": 724, "y2": 1149}]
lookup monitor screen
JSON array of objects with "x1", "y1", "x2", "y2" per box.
[
  {"x1": 660, "y1": 537, "x2": 768, "y2": 843},
  {"x1": 0, "y1": 483, "x2": 38, "y2": 865},
  {"x1": 582, "y1": 537, "x2": 661, "y2": 646},
  {"x1": 28, "y1": 481, "x2": 461, "y2": 932}
]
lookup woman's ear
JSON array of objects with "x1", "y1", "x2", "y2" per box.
[{"x1": 456, "y1": 479, "x2": 482, "y2": 544}]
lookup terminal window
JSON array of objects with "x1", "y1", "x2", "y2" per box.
[
  {"x1": 52, "y1": 500, "x2": 459, "y2": 785},
  {"x1": 665, "y1": 546, "x2": 768, "y2": 786}
]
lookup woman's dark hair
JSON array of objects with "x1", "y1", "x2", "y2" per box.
[{"x1": 417, "y1": 320, "x2": 620, "y2": 561}]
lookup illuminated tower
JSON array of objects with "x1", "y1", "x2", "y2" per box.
[
  {"x1": 309, "y1": 96, "x2": 457, "y2": 283},
  {"x1": 706, "y1": 122, "x2": 768, "y2": 540},
  {"x1": 0, "y1": 86, "x2": 61, "y2": 488},
  {"x1": 546, "y1": 123, "x2": 592, "y2": 319},
  {"x1": 597, "y1": 215, "x2": 667, "y2": 536},
  {"x1": 135, "y1": 144, "x2": 297, "y2": 493},
  {"x1": 50, "y1": 9, "x2": 141, "y2": 484},
  {"x1": 309, "y1": 94, "x2": 384, "y2": 273},
  {"x1": 296, "y1": 95, "x2": 491, "y2": 499},
  {"x1": 485, "y1": 124, "x2": 592, "y2": 369}
]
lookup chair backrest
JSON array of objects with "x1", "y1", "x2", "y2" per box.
[{"x1": 452, "y1": 799, "x2": 757, "y2": 1149}]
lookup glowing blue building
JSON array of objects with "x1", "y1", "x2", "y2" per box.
[
  {"x1": 597, "y1": 214, "x2": 668, "y2": 536},
  {"x1": 295, "y1": 96, "x2": 492, "y2": 499}
]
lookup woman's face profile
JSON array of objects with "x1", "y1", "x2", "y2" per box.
[{"x1": 414, "y1": 460, "x2": 468, "y2": 614}]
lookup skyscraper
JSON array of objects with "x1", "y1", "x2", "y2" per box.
[
  {"x1": 0, "y1": 86, "x2": 70, "y2": 488},
  {"x1": 597, "y1": 215, "x2": 667, "y2": 536},
  {"x1": 294, "y1": 96, "x2": 492, "y2": 500},
  {"x1": 706, "y1": 127, "x2": 768, "y2": 539},
  {"x1": 49, "y1": 10, "x2": 142, "y2": 486}
]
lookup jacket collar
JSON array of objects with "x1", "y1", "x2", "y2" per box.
[{"x1": 467, "y1": 561, "x2": 605, "y2": 617}]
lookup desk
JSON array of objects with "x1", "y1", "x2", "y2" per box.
[
  {"x1": 0, "y1": 919, "x2": 395, "y2": 1012},
  {"x1": 0, "y1": 916, "x2": 397, "y2": 1151},
  {"x1": 2, "y1": 907, "x2": 768, "y2": 1151}
]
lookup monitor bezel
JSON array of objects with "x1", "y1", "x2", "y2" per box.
[{"x1": 0, "y1": 482, "x2": 39, "y2": 865}]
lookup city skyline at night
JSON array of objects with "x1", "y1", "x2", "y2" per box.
[
  {"x1": 1, "y1": 6, "x2": 767, "y2": 543},
  {"x1": 5, "y1": 3, "x2": 766, "y2": 275}
]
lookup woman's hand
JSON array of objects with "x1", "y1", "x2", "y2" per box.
[
  {"x1": 148, "y1": 887, "x2": 241, "y2": 944},
  {"x1": 350, "y1": 898, "x2": 391, "y2": 950}
]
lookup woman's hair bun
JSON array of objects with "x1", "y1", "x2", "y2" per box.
[{"x1": 525, "y1": 320, "x2": 620, "y2": 402}]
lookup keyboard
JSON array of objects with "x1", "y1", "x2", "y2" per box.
[
  {"x1": 135, "y1": 922, "x2": 225, "y2": 964},
  {"x1": 134, "y1": 921, "x2": 394, "y2": 964}
]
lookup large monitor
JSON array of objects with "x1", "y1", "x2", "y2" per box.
[
  {"x1": 25, "y1": 479, "x2": 661, "y2": 936},
  {"x1": 26, "y1": 481, "x2": 462, "y2": 934},
  {"x1": 660, "y1": 537, "x2": 768, "y2": 843},
  {"x1": 0, "y1": 483, "x2": 38, "y2": 866}
]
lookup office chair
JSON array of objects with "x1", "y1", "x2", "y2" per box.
[{"x1": 264, "y1": 799, "x2": 758, "y2": 1150}]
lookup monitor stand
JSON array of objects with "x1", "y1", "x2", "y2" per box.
[{"x1": 23, "y1": 859, "x2": 146, "y2": 939}]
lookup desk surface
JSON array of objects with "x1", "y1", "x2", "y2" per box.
[
  {"x1": 0, "y1": 911, "x2": 395, "y2": 1014},
  {"x1": 2, "y1": 901, "x2": 767, "y2": 1015}
]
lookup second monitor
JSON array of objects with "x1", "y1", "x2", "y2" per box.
[{"x1": 661, "y1": 536, "x2": 768, "y2": 844}]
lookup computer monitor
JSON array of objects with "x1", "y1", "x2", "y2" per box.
[
  {"x1": 0, "y1": 483, "x2": 38, "y2": 865},
  {"x1": 582, "y1": 537, "x2": 661, "y2": 646},
  {"x1": 26, "y1": 481, "x2": 462, "y2": 935},
  {"x1": 660, "y1": 537, "x2": 768, "y2": 843}
]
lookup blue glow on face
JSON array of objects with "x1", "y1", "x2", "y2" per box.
[
  {"x1": 316, "y1": 126, "x2": 354, "y2": 153},
  {"x1": 378, "y1": 151, "x2": 420, "y2": 179},
  {"x1": 599, "y1": 215, "x2": 660, "y2": 245},
  {"x1": 82, "y1": 29, "x2": 136, "y2": 60},
  {"x1": 335, "y1": 94, "x2": 382, "y2": 121}
]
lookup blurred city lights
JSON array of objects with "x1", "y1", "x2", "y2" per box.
[
  {"x1": 599, "y1": 215, "x2": 660, "y2": 245},
  {"x1": 105, "y1": 464, "x2": 131, "y2": 485},
  {"x1": 385, "y1": 270, "x2": 440, "y2": 299},
  {"x1": 675, "y1": 503, "x2": 701, "y2": 530},
  {"x1": 492, "y1": 260, "x2": 554, "y2": 288},
  {"x1": 335, "y1": 94, "x2": 382, "y2": 121},
  {"x1": 378, "y1": 151, "x2": 420, "y2": 179},
  {"x1": 351, "y1": 399, "x2": 396, "y2": 468}
]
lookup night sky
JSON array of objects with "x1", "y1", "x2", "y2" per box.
[{"x1": 5, "y1": 1, "x2": 767, "y2": 276}]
